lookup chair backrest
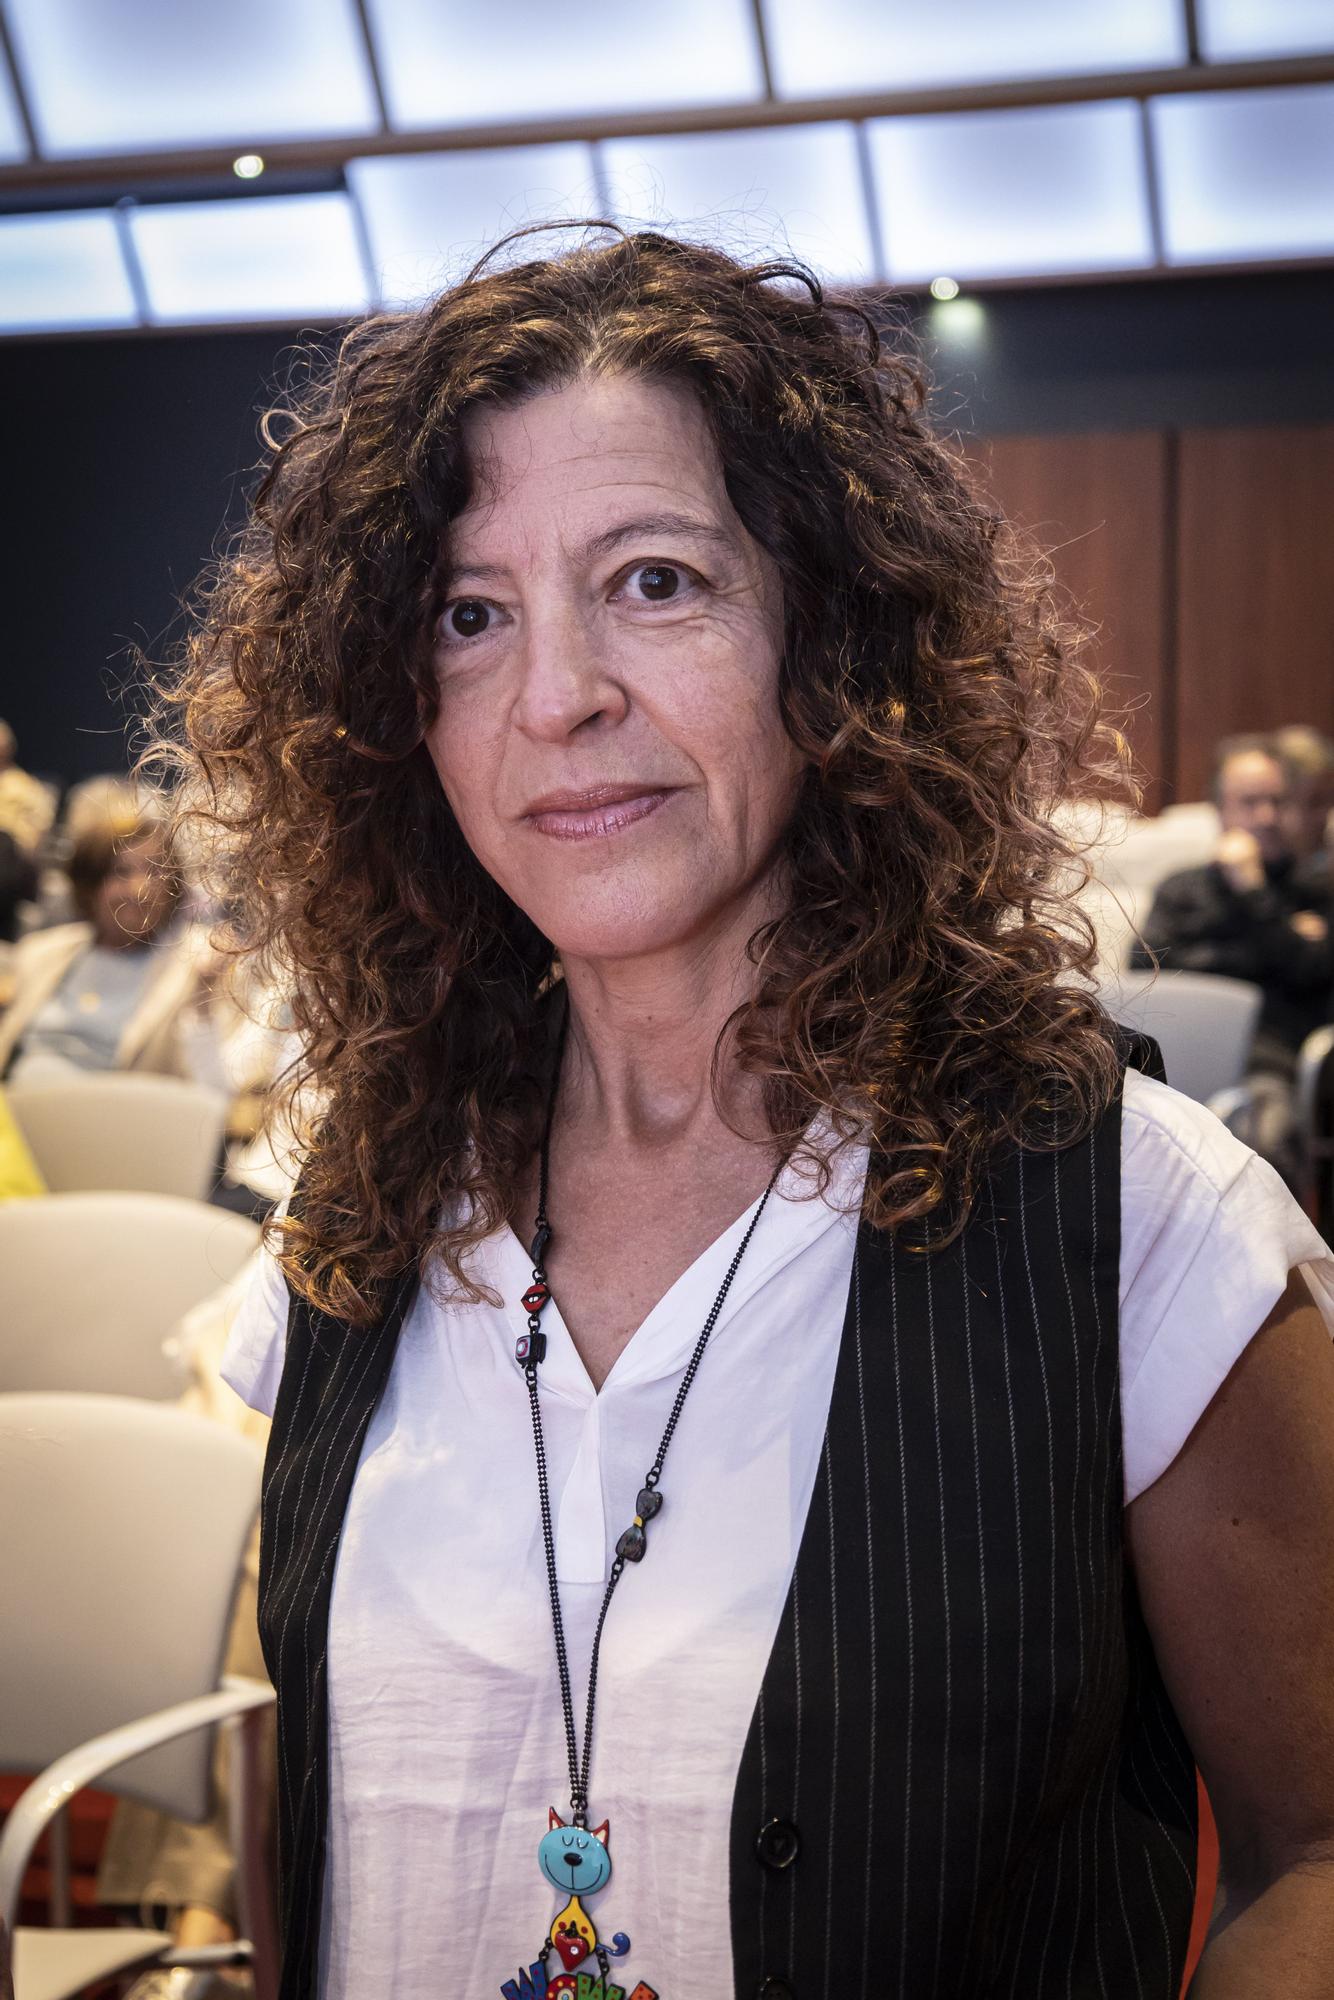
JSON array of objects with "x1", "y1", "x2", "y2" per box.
[
  {"x1": 1097, "y1": 804, "x2": 1220, "y2": 898},
  {"x1": 1098, "y1": 968, "x2": 1262, "y2": 1104},
  {"x1": 0, "y1": 1392, "x2": 262, "y2": 1819},
  {"x1": 6, "y1": 1073, "x2": 228, "y2": 1201},
  {"x1": 0, "y1": 1192, "x2": 259, "y2": 1398}
]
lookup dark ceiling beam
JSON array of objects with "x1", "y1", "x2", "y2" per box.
[
  {"x1": 348, "y1": 0, "x2": 391, "y2": 134},
  {"x1": 0, "y1": 50, "x2": 1330, "y2": 194},
  {"x1": 1182, "y1": 0, "x2": 1204, "y2": 67},
  {"x1": 0, "y1": 0, "x2": 39, "y2": 158},
  {"x1": 747, "y1": 0, "x2": 776, "y2": 101}
]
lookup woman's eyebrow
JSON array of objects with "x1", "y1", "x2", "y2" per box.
[
  {"x1": 577, "y1": 512, "x2": 741, "y2": 564},
  {"x1": 443, "y1": 511, "x2": 740, "y2": 588}
]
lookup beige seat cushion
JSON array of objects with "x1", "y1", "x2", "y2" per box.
[{"x1": 12, "y1": 1924, "x2": 166, "y2": 2000}]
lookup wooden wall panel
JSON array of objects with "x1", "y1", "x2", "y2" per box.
[
  {"x1": 1175, "y1": 425, "x2": 1334, "y2": 804},
  {"x1": 967, "y1": 432, "x2": 1172, "y2": 808}
]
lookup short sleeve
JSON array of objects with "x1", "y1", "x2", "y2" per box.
[
  {"x1": 219, "y1": 1237, "x2": 291, "y2": 1419},
  {"x1": 1119, "y1": 1068, "x2": 1334, "y2": 1505}
]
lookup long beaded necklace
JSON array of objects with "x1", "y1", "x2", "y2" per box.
[{"x1": 501, "y1": 1022, "x2": 784, "y2": 2000}]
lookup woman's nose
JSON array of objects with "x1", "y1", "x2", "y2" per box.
[{"x1": 512, "y1": 608, "x2": 628, "y2": 742}]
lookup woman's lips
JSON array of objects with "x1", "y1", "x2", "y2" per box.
[{"x1": 525, "y1": 788, "x2": 676, "y2": 841}]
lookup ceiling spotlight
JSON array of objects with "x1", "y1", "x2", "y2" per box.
[
  {"x1": 233, "y1": 154, "x2": 265, "y2": 180},
  {"x1": 930, "y1": 296, "x2": 987, "y2": 344},
  {"x1": 930, "y1": 275, "x2": 960, "y2": 301}
]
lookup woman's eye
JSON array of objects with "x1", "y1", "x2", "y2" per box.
[
  {"x1": 443, "y1": 599, "x2": 491, "y2": 640},
  {"x1": 628, "y1": 563, "x2": 684, "y2": 602}
]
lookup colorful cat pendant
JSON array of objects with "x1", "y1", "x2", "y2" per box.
[{"x1": 499, "y1": 1811, "x2": 660, "y2": 2000}]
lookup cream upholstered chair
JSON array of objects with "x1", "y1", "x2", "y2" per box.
[
  {"x1": 5, "y1": 1075, "x2": 227, "y2": 1202},
  {"x1": 0, "y1": 1393, "x2": 276, "y2": 2000},
  {"x1": 1097, "y1": 968, "x2": 1262, "y2": 1113},
  {"x1": 0, "y1": 1193, "x2": 258, "y2": 1399}
]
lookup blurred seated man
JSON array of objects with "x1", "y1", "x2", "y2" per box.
[
  {"x1": 1274, "y1": 722, "x2": 1334, "y2": 891},
  {"x1": 1132, "y1": 733, "x2": 1333, "y2": 1183},
  {"x1": 0, "y1": 803, "x2": 218, "y2": 1083},
  {"x1": 0, "y1": 718, "x2": 56, "y2": 860},
  {"x1": 0, "y1": 827, "x2": 38, "y2": 946}
]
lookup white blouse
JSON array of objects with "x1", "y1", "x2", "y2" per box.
[{"x1": 223, "y1": 1070, "x2": 1334, "y2": 2000}]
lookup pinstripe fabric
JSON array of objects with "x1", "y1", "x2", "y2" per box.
[
  {"x1": 255, "y1": 1041, "x2": 1193, "y2": 1998},
  {"x1": 256, "y1": 1270, "x2": 419, "y2": 2000},
  {"x1": 728, "y1": 1085, "x2": 1198, "y2": 1998}
]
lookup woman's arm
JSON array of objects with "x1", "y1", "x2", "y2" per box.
[{"x1": 1126, "y1": 1270, "x2": 1334, "y2": 1996}]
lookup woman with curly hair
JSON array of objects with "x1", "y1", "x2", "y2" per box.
[
  {"x1": 179, "y1": 231, "x2": 1334, "y2": 1999},
  {"x1": 0, "y1": 802, "x2": 211, "y2": 1083}
]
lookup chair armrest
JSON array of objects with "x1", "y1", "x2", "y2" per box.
[
  {"x1": 0, "y1": 1678, "x2": 273, "y2": 1931},
  {"x1": 1293, "y1": 1023, "x2": 1334, "y2": 1216},
  {"x1": 1206, "y1": 1082, "x2": 1257, "y2": 1134},
  {"x1": 1294, "y1": 1024, "x2": 1334, "y2": 1142}
]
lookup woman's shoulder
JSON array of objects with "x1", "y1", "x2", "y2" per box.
[
  {"x1": 219, "y1": 1235, "x2": 291, "y2": 1420},
  {"x1": 1117, "y1": 1065, "x2": 1334, "y2": 1503},
  {"x1": 1120, "y1": 1064, "x2": 1258, "y2": 1201},
  {"x1": 1117, "y1": 1064, "x2": 1329, "y2": 1315}
]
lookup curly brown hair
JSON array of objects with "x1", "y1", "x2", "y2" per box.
[{"x1": 154, "y1": 227, "x2": 1135, "y2": 1322}]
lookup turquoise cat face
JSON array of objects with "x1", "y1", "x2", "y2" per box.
[{"x1": 538, "y1": 1813, "x2": 611, "y2": 1895}]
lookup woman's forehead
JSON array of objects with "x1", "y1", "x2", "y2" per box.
[{"x1": 451, "y1": 373, "x2": 732, "y2": 560}]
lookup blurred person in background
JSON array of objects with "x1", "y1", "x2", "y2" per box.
[
  {"x1": 1274, "y1": 722, "x2": 1334, "y2": 887},
  {"x1": 1132, "y1": 732, "x2": 1333, "y2": 1182},
  {"x1": 0, "y1": 802, "x2": 218, "y2": 1082},
  {"x1": 61, "y1": 772, "x2": 146, "y2": 846},
  {"x1": 0, "y1": 829, "x2": 37, "y2": 947},
  {"x1": 0, "y1": 718, "x2": 56, "y2": 860}
]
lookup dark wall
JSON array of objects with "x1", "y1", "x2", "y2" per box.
[
  {"x1": 2, "y1": 268, "x2": 1332, "y2": 786},
  {"x1": 924, "y1": 267, "x2": 1334, "y2": 437},
  {"x1": 1, "y1": 326, "x2": 334, "y2": 787}
]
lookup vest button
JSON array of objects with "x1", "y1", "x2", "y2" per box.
[
  {"x1": 755, "y1": 1817, "x2": 801, "y2": 1869},
  {"x1": 756, "y1": 1981, "x2": 795, "y2": 2000}
]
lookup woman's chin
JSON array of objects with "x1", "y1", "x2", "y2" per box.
[
  {"x1": 547, "y1": 922, "x2": 696, "y2": 965},
  {"x1": 540, "y1": 894, "x2": 718, "y2": 966}
]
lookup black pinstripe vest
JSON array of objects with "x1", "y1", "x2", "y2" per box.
[{"x1": 257, "y1": 1063, "x2": 1198, "y2": 2000}]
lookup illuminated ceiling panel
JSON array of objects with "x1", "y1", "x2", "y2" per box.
[
  {"x1": 869, "y1": 100, "x2": 1155, "y2": 282},
  {"x1": 129, "y1": 194, "x2": 370, "y2": 325},
  {"x1": 4, "y1": 0, "x2": 380, "y2": 157},
  {"x1": 349, "y1": 144, "x2": 599, "y2": 307},
  {"x1": 1152, "y1": 85, "x2": 1334, "y2": 263},
  {"x1": 760, "y1": 0, "x2": 1186, "y2": 99},
  {"x1": 0, "y1": 210, "x2": 138, "y2": 333},
  {"x1": 1196, "y1": 0, "x2": 1334, "y2": 60},
  {"x1": 602, "y1": 124, "x2": 877, "y2": 282},
  {"x1": 363, "y1": 0, "x2": 764, "y2": 130}
]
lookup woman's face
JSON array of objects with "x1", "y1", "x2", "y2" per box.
[
  {"x1": 424, "y1": 373, "x2": 806, "y2": 965},
  {"x1": 92, "y1": 835, "x2": 175, "y2": 946}
]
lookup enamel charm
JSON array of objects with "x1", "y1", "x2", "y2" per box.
[{"x1": 498, "y1": 1812, "x2": 660, "y2": 2000}]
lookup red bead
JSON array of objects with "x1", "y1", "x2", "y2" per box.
[{"x1": 521, "y1": 1282, "x2": 551, "y2": 1315}]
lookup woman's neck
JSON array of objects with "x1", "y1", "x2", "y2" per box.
[{"x1": 555, "y1": 931, "x2": 769, "y2": 1154}]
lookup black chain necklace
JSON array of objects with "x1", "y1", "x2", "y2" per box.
[{"x1": 503, "y1": 1010, "x2": 784, "y2": 2000}]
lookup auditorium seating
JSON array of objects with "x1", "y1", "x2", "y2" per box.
[{"x1": 0, "y1": 1393, "x2": 276, "y2": 2000}]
